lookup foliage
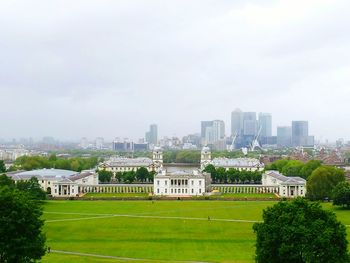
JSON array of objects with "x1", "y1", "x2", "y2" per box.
[
  {"x1": 253, "y1": 198, "x2": 349, "y2": 263},
  {"x1": 0, "y1": 160, "x2": 6, "y2": 173},
  {"x1": 333, "y1": 181, "x2": 350, "y2": 208},
  {"x1": 266, "y1": 159, "x2": 321, "y2": 179},
  {"x1": 307, "y1": 166, "x2": 345, "y2": 200},
  {"x1": 13, "y1": 155, "x2": 99, "y2": 172},
  {"x1": 97, "y1": 170, "x2": 113, "y2": 183},
  {"x1": 0, "y1": 186, "x2": 46, "y2": 262},
  {"x1": 16, "y1": 177, "x2": 47, "y2": 200},
  {"x1": 203, "y1": 165, "x2": 262, "y2": 184},
  {"x1": 0, "y1": 174, "x2": 46, "y2": 200}
]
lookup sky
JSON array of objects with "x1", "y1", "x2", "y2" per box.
[{"x1": 0, "y1": 0, "x2": 349, "y2": 142}]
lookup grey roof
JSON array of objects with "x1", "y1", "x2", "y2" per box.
[
  {"x1": 212, "y1": 157, "x2": 264, "y2": 168},
  {"x1": 10, "y1": 169, "x2": 78, "y2": 180},
  {"x1": 266, "y1": 171, "x2": 306, "y2": 185},
  {"x1": 70, "y1": 171, "x2": 95, "y2": 181},
  {"x1": 104, "y1": 157, "x2": 153, "y2": 167}
]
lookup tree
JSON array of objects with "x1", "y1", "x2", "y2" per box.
[
  {"x1": 16, "y1": 177, "x2": 47, "y2": 200},
  {"x1": 136, "y1": 167, "x2": 149, "y2": 182},
  {"x1": 0, "y1": 186, "x2": 46, "y2": 262},
  {"x1": 281, "y1": 160, "x2": 304, "y2": 177},
  {"x1": 266, "y1": 159, "x2": 289, "y2": 172},
  {"x1": 0, "y1": 174, "x2": 15, "y2": 188},
  {"x1": 98, "y1": 170, "x2": 113, "y2": 183},
  {"x1": 333, "y1": 181, "x2": 350, "y2": 208},
  {"x1": 307, "y1": 166, "x2": 345, "y2": 200},
  {"x1": 0, "y1": 160, "x2": 6, "y2": 173},
  {"x1": 253, "y1": 198, "x2": 349, "y2": 263},
  {"x1": 203, "y1": 164, "x2": 217, "y2": 183},
  {"x1": 300, "y1": 160, "x2": 321, "y2": 179}
]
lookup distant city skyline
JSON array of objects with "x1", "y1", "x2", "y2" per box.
[{"x1": 0, "y1": 1, "x2": 350, "y2": 142}]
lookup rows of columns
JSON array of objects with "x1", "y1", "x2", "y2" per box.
[{"x1": 211, "y1": 186, "x2": 279, "y2": 194}]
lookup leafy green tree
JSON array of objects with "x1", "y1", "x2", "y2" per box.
[
  {"x1": 123, "y1": 171, "x2": 136, "y2": 183},
  {"x1": 333, "y1": 181, "x2": 350, "y2": 208},
  {"x1": 0, "y1": 186, "x2": 46, "y2": 262},
  {"x1": 16, "y1": 177, "x2": 47, "y2": 200},
  {"x1": 265, "y1": 159, "x2": 289, "y2": 172},
  {"x1": 281, "y1": 160, "x2": 304, "y2": 177},
  {"x1": 0, "y1": 174, "x2": 15, "y2": 188},
  {"x1": 136, "y1": 167, "x2": 149, "y2": 182},
  {"x1": 0, "y1": 160, "x2": 6, "y2": 173},
  {"x1": 307, "y1": 166, "x2": 345, "y2": 200},
  {"x1": 253, "y1": 198, "x2": 349, "y2": 263},
  {"x1": 203, "y1": 164, "x2": 217, "y2": 182},
  {"x1": 300, "y1": 160, "x2": 322, "y2": 179},
  {"x1": 98, "y1": 170, "x2": 113, "y2": 183}
]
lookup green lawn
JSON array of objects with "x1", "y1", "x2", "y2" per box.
[
  {"x1": 42, "y1": 200, "x2": 350, "y2": 263},
  {"x1": 83, "y1": 192, "x2": 150, "y2": 198}
]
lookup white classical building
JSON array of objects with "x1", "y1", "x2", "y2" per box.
[
  {"x1": 9, "y1": 169, "x2": 98, "y2": 197},
  {"x1": 262, "y1": 170, "x2": 306, "y2": 198},
  {"x1": 98, "y1": 147, "x2": 163, "y2": 175},
  {"x1": 200, "y1": 146, "x2": 264, "y2": 171},
  {"x1": 154, "y1": 169, "x2": 207, "y2": 196}
]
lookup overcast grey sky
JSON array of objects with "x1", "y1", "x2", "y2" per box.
[{"x1": 0, "y1": 0, "x2": 349, "y2": 142}]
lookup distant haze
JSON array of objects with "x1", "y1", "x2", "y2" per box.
[{"x1": 0, "y1": 0, "x2": 349, "y2": 142}]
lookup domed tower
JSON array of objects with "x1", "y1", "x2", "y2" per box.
[
  {"x1": 152, "y1": 146, "x2": 163, "y2": 168},
  {"x1": 201, "y1": 146, "x2": 211, "y2": 170}
]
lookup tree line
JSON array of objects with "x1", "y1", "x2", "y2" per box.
[
  {"x1": 98, "y1": 167, "x2": 156, "y2": 183},
  {"x1": 9, "y1": 154, "x2": 99, "y2": 172},
  {"x1": 203, "y1": 164, "x2": 263, "y2": 184},
  {"x1": 0, "y1": 174, "x2": 47, "y2": 262}
]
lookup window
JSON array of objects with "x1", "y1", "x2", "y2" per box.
[
  {"x1": 157, "y1": 180, "x2": 160, "y2": 185},
  {"x1": 165, "y1": 189, "x2": 167, "y2": 193},
  {"x1": 199, "y1": 181, "x2": 202, "y2": 186},
  {"x1": 165, "y1": 181, "x2": 167, "y2": 185},
  {"x1": 185, "y1": 189, "x2": 187, "y2": 193},
  {"x1": 157, "y1": 189, "x2": 159, "y2": 194},
  {"x1": 171, "y1": 189, "x2": 173, "y2": 194},
  {"x1": 182, "y1": 189, "x2": 184, "y2": 193},
  {"x1": 72, "y1": 189, "x2": 74, "y2": 193},
  {"x1": 301, "y1": 190, "x2": 303, "y2": 195},
  {"x1": 174, "y1": 189, "x2": 177, "y2": 194},
  {"x1": 191, "y1": 180, "x2": 194, "y2": 186},
  {"x1": 191, "y1": 189, "x2": 194, "y2": 194},
  {"x1": 199, "y1": 189, "x2": 201, "y2": 194}
]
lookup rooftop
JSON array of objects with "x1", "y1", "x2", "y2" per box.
[{"x1": 212, "y1": 158, "x2": 264, "y2": 168}]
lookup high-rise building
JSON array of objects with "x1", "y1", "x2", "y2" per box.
[
  {"x1": 243, "y1": 112, "x2": 257, "y2": 136},
  {"x1": 145, "y1": 124, "x2": 158, "y2": 145},
  {"x1": 277, "y1": 126, "x2": 292, "y2": 147},
  {"x1": 201, "y1": 120, "x2": 225, "y2": 146},
  {"x1": 292, "y1": 121, "x2": 311, "y2": 147},
  {"x1": 231, "y1": 108, "x2": 243, "y2": 136},
  {"x1": 258, "y1": 113, "x2": 272, "y2": 137}
]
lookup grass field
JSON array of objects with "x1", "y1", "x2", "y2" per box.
[{"x1": 42, "y1": 200, "x2": 350, "y2": 263}]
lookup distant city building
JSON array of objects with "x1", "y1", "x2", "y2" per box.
[
  {"x1": 145, "y1": 124, "x2": 158, "y2": 145},
  {"x1": 231, "y1": 108, "x2": 243, "y2": 136},
  {"x1": 292, "y1": 121, "x2": 314, "y2": 147},
  {"x1": 80, "y1": 137, "x2": 89, "y2": 149},
  {"x1": 277, "y1": 126, "x2": 292, "y2": 147},
  {"x1": 243, "y1": 112, "x2": 257, "y2": 136},
  {"x1": 201, "y1": 120, "x2": 225, "y2": 147},
  {"x1": 258, "y1": 113, "x2": 272, "y2": 137},
  {"x1": 95, "y1": 137, "x2": 104, "y2": 149}
]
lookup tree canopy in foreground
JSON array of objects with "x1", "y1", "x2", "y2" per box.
[
  {"x1": 253, "y1": 198, "x2": 349, "y2": 263},
  {"x1": 0, "y1": 186, "x2": 46, "y2": 262},
  {"x1": 333, "y1": 181, "x2": 350, "y2": 208}
]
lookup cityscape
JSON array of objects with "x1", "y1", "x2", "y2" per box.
[{"x1": 1, "y1": 1, "x2": 350, "y2": 263}]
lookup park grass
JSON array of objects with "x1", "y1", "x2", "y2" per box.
[
  {"x1": 41, "y1": 200, "x2": 350, "y2": 263},
  {"x1": 83, "y1": 192, "x2": 149, "y2": 198},
  {"x1": 217, "y1": 193, "x2": 277, "y2": 199}
]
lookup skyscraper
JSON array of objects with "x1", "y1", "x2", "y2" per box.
[
  {"x1": 212, "y1": 120, "x2": 225, "y2": 142},
  {"x1": 292, "y1": 121, "x2": 308, "y2": 147},
  {"x1": 145, "y1": 124, "x2": 158, "y2": 145},
  {"x1": 201, "y1": 120, "x2": 225, "y2": 146},
  {"x1": 201, "y1": 121, "x2": 213, "y2": 139},
  {"x1": 231, "y1": 108, "x2": 243, "y2": 136},
  {"x1": 277, "y1": 126, "x2": 292, "y2": 147},
  {"x1": 258, "y1": 113, "x2": 272, "y2": 137},
  {"x1": 243, "y1": 112, "x2": 257, "y2": 136}
]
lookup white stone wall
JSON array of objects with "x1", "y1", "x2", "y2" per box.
[{"x1": 154, "y1": 178, "x2": 205, "y2": 196}]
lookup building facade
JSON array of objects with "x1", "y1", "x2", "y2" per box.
[
  {"x1": 153, "y1": 169, "x2": 206, "y2": 196},
  {"x1": 262, "y1": 170, "x2": 306, "y2": 198}
]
